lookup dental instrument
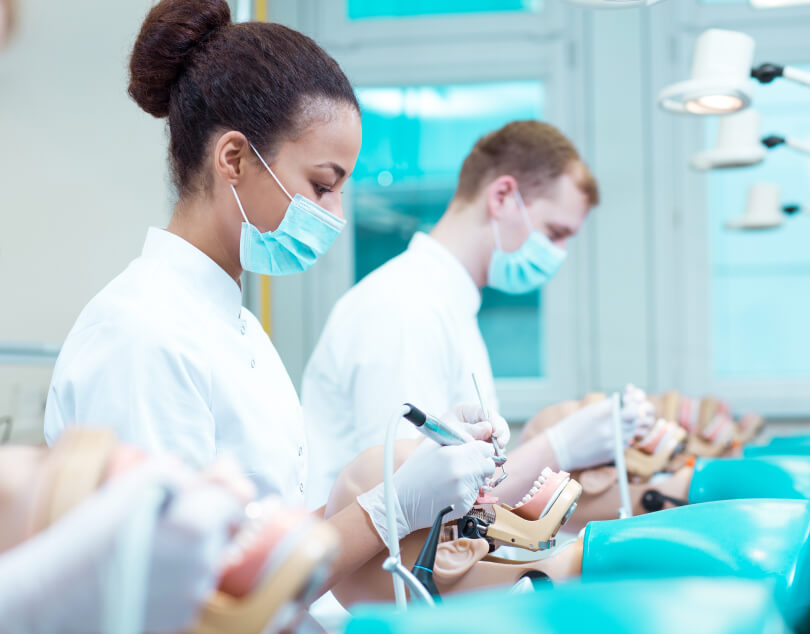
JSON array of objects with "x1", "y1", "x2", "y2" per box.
[
  {"x1": 402, "y1": 404, "x2": 475, "y2": 447},
  {"x1": 472, "y1": 373, "x2": 508, "y2": 483},
  {"x1": 612, "y1": 392, "x2": 633, "y2": 519}
]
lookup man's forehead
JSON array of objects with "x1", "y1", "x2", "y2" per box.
[{"x1": 544, "y1": 176, "x2": 590, "y2": 224}]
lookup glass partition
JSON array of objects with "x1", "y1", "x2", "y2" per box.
[
  {"x1": 347, "y1": 0, "x2": 542, "y2": 20},
  {"x1": 706, "y1": 66, "x2": 810, "y2": 378}
]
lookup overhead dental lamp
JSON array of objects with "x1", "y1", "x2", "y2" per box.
[
  {"x1": 725, "y1": 182, "x2": 800, "y2": 230},
  {"x1": 750, "y1": 0, "x2": 810, "y2": 7},
  {"x1": 658, "y1": 30, "x2": 755, "y2": 115},
  {"x1": 690, "y1": 109, "x2": 810, "y2": 170},
  {"x1": 658, "y1": 28, "x2": 810, "y2": 115},
  {"x1": 564, "y1": 0, "x2": 665, "y2": 7}
]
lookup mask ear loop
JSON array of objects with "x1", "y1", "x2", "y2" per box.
[
  {"x1": 230, "y1": 185, "x2": 251, "y2": 225},
  {"x1": 491, "y1": 187, "x2": 531, "y2": 251},
  {"x1": 513, "y1": 188, "x2": 534, "y2": 231},
  {"x1": 249, "y1": 142, "x2": 294, "y2": 202},
  {"x1": 490, "y1": 217, "x2": 503, "y2": 251}
]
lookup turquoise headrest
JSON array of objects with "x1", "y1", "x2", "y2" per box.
[
  {"x1": 690, "y1": 455, "x2": 810, "y2": 501},
  {"x1": 583, "y1": 499, "x2": 810, "y2": 625},
  {"x1": 345, "y1": 577, "x2": 785, "y2": 634}
]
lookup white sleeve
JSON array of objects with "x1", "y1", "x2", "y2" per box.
[
  {"x1": 45, "y1": 317, "x2": 216, "y2": 470},
  {"x1": 349, "y1": 307, "x2": 456, "y2": 454}
]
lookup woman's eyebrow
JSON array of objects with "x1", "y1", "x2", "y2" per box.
[{"x1": 315, "y1": 162, "x2": 346, "y2": 180}]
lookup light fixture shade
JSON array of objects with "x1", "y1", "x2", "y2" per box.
[
  {"x1": 726, "y1": 182, "x2": 783, "y2": 229},
  {"x1": 751, "y1": 0, "x2": 810, "y2": 7},
  {"x1": 691, "y1": 109, "x2": 767, "y2": 170},
  {"x1": 565, "y1": 0, "x2": 665, "y2": 7},
  {"x1": 658, "y1": 29, "x2": 755, "y2": 115}
]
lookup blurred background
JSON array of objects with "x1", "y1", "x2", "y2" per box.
[{"x1": 1, "y1": 0, "x2": 809, "y2": 444}]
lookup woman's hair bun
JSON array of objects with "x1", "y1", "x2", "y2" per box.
[{"x1": 128, "y1": 0, "x2": 231, "y2": 118}]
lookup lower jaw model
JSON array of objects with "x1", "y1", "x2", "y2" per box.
[{"x1": 456, "y1": 467, "x2": 582, "y2": 552}]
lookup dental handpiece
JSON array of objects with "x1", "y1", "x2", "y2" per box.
[{"x1": 403, "y1": 404, "x2": 474, "y2": 446}]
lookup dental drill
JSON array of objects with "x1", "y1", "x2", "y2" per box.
[
  {"x1": 383, "y1": 401, "x2": 504, "y2": 610},
  {"x1": 402, "y1": 404, "x2": 476, "y2": 447}
]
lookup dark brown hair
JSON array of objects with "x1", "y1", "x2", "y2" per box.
[
  {"x1": 128, "y1": 0, "x2": 359, "y2": 195},
  {"x1": 455, "y1": 121, "x2": 599, "y2": 206}
]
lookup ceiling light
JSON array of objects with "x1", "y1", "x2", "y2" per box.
[
  {"x1": 658, "y1": 30, "x2": 755, "y2": 115},
  {"x1": 725, "y1": 183, "x2": 800, "y2": 230}
]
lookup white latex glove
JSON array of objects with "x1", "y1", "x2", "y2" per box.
[
  {"x1": 545, "y1": 385, "x2": 655, "y2": 471},
  {"x1": 357, "y1": 439, "x2": 496, "y2": 544},
  {"x1": 621, "y1": 384, "x2": 656, "y2": 441},
  {"x1": 443, "y1": 403, "x2": 511, "y2": 451},
  {"x1": 0, "y1": 459, "x2": 244, "y2": 634}
]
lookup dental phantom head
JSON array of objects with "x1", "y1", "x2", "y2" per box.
[
  {"x1": 736, "y1": 412, "x2": 765, "y2": 445},
  {"x1": 11, "y1": 427, "x2": 338, "y2": 634},
  {"x1": 625, "y1": 419, "x2": 688, "y2": 480},
  {"x1": 325, "y1": 441, "x2": 586, "y2": 607},
  {"x1": 197, "y1": 499, "x2": 339, "y2": 634},
  {"x1": 458, "y1": 467, "x2": 582, "y2": 552},
  {"x1": 686, "y1": 399, "x2": 738, "y2": 457}
]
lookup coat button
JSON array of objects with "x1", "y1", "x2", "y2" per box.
[
  {"x1": 250, "y1": 359, "x2": 255, "y2": 368},
  {"x1": 299, "y1": 482, "x2": 305, "y2": 493},
  {"x1": 240, "y1": 323, "x2": 246, "y2": 335},
  {"x1": 298, "y1": 446, "x2": 303, "y2": 457}
]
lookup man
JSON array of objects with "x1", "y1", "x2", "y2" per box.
[{"x1": 303, "y1": 120, "x2": 614, "y2": 509}]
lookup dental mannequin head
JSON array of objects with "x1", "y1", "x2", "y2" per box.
[
  {"x1": 0, "y1": 445, "x2": 47, "y2": 552},
  {"x1": 128, "y1": 0, "x2": 362, "y2": 281},
  {"x1": 0, "y1": 430, "x2": 338, "y2": 633},
  {"x1": 516, "y1": 392, "x2": 694, "y2": 531},
  {"x1": 0, "y1": 0, "x2": 14, "y2": 49},
  {"x1": 520, "y1": 393, "x2": 605, "y2": 444},
  {"x1": 325, "y1": 440, "x2": 584, "y2": 607},
  {"x1": 430, "y1": 121, "x2": 599, "y2": 290},
  {"x1": 563, "y1": 464, "x2": 693, "y2": 533}
]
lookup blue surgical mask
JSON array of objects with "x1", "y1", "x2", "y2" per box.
[
  {"x1": 230, "y1": 144, "x2": 346, "y2": 276},
  {"x1": 487, "y1": 190, "x2": 567, "y2": 295}
]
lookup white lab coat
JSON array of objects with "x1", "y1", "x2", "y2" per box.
[
  {"x1": 44, "y1": 228, "x2": 307, "y2": 503},
  {"x1": 302, "y1": 232, "x2": 497, "y2": 509}
]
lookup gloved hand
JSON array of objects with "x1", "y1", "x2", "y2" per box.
[
  {"x1": 545, "y1": 385, "x2": 655, "y2": 471},
  {"x1": 357, "y1": 439, "x2": 496, "y2": 545},
  {"x1": 442, "y1": 403, "x2": 511, "y2": 450}
]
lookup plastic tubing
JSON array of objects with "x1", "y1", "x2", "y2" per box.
[{"x1": 384, "y1": 404, "x2": 412, "y2": 610}]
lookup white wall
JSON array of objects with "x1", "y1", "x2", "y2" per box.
[{"x1": 0, "y1": 0, "x2": 173, "y2": 442}]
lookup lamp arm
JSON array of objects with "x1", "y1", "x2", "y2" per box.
[
  {"x1": 784, "y1": 137, "x2": 810, "y2": 156},
  {"x1": 783, "y1": 65, "x2": 810, "y2": 88}
]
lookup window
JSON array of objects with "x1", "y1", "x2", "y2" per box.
[
  {"x1": 347, "y1": 0, "x2": 542, "y2": 19},
  {"x1": 352, "y1": 81, "x2": 546, "y2": 378},
  {"x1": 706, "y1": 67, "x2": 810, "y2": 378}
]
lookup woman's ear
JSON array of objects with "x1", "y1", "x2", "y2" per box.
[
  {"x1": 213, "y1": 131, "x2": 251, "y2": 186},
  {"x1": 433, "y1": 538, "x2": 490, "y2": 584},
  {"x1": 579, "y1": 465, "x2": 618, "y2": 495}
]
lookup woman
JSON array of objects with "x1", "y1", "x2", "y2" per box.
[{"x1": 43, "y1": 0, "x2": 502, "y2": 592}]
